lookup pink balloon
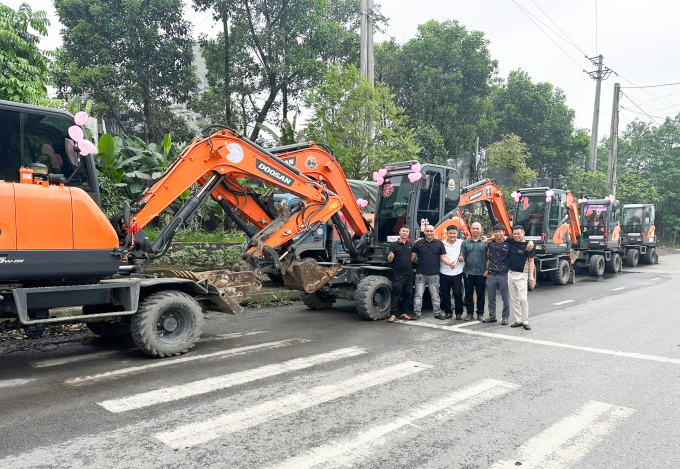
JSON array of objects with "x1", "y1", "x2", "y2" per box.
[
  {"x1": 414, "y1": 172, "x2": 423, "y2": 181},
  {"x1": 545, "y1": 196, "x2": 551, "y2": 203},
  {"x1": 74, "y1": 111, "x2": 88, "y2": 126},
  {"x1": 411, "y1": 163, "x2": 421, "y2": 173},
  {"x1": 376, "y1": 177, "x2": 384, "y2": 186},
  {"x1": 68, "y1": 125, "x2": 84, "y2": 142},
  {"x1": 514, "y1": 196, "x2": 520, "y2": 203},
  {"x1": 408, "y1": 173, "x2": 416, "y2": 183},
  {"x1": 78, "y1": 139, "x2": 97, "y2": 156},
  {"x1": 516, "y1": 192, "x2": 522, "y2": 198},
  {"x1": 356, "y1": 198, "x2": 368, "y2": 208},
  {"x1": 378, "y1": 168, "x2": 387, "y2": 177}
]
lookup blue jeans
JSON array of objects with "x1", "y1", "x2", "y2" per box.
[{"x1": 413, "y1": 274, "x2": 441, "y2": 316}]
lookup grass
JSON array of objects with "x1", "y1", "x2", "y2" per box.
[{"x1": 144, "y1": 228, "x2": 246, "y2": 243}]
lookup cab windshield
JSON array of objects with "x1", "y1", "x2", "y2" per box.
[
  {"x1": 622, "y1": 207, "x2": 643, "y2": 233},
  {"x1": 582, "y1": 204, "x2": 608, "y2": 236},
  {"x1": 375, "y1": 174, "x2": 414, "y2": 242},
  {"x1": 514, "y1": 196, "x2": 546, "y2": 237}
]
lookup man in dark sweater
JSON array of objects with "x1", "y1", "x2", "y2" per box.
[
  {"x1": 484, "y1": 223, "x2": 511, "y2": 325},
  {"x1": 387, "y1": 225, "x2": 414, "y2": 322},
  {"x1": 507, "y1": 225, "x2": 536, "y2": 330}
]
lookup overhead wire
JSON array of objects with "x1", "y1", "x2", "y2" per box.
[
  {"x1": 620, "y1": 91, "x2": 662, "y2": 126},
  {"x1": 621, "y1": 81, "x2": 680, "y2": 89},
  {"x1": 509, "y1": 0, "x2": 588, "y2": 73},
  {"x1": 529, "y1": 0, "x2": 588, "y2": 55}
]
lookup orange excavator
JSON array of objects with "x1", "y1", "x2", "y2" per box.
[
  {"x1": 0, "y1": 104, "x2": 369, "y2": 355},
  {"x1": 434, "y1": 179, "x2": 512, "y2": 240}
]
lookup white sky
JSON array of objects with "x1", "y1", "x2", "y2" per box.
[{"x1": 7, "y1": 0, "x2": 680, "y2": 139}]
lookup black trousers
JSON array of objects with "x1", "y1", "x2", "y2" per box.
[
  {"x1": 390, "y1": 274, "x2": 413, "y2": 316},
  {"x1": 440, "y1": 273, "x2": 463, "y2": 316},
  {"x1": 464, "y1": 273, "x2": 486, "y2": 316}
]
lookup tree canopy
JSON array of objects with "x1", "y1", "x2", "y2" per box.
[{"x1": 0, "y1": 3, "x2": 55, "y2": 106}]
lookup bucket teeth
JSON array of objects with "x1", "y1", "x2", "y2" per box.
[{"x1": 169, "y1": 269, "x2": 261, "y2": 314}]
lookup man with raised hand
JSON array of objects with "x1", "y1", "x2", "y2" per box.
[
  {"x1": 459, "y1": 222, "x2": 487, "y2": 321},
  {"x1": 386, "y1": 225, "x2": 414, "y2": 323},
  {"x1": 484, "y1": 224, "x2": 511, "y2": 325},
  {"x1": 507, "y1": 225, "x2": 536, "y2": 330},
  {"x1": 439, "y1": 225, "x2": 464, "y2": 320},
  {"x1": 412, "y1": 225, "x2": 449, "y2": 320}
]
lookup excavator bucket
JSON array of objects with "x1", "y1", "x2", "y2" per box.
[
  {"x1": 282, "y1": 258, "x2": 342, "y2": 293},
  {"x1": 170, "y1": 270, "x2": 261, "y2": 315}
]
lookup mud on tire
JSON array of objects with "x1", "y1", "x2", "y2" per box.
[
  {"x1": 355, "y1": 275, "x2": 392, "y2": 321},
  {"x1": 304, "y1": 291, "x2": 336, "y2": 310},
  {"x1": 131, "y1": 290, "x2": 204, "y2": 358}
]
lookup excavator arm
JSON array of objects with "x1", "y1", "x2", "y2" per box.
[{"x1": 446, "y1": 179, "x2": 512, "y2": 238}]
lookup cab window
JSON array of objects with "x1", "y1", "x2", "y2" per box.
[{"x1": 0, "y1": 109, "x2": 21, "y2": 182}]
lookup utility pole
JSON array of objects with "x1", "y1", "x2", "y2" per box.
[
  {"x1": 607, "y1": 83, "x2": 620, "y2": 196},
  {"x1": 586, "y1": 54, "x2": 613, "y2": 172},
  {"x1": 360, "y1": 0, "x2": 374, "y2": 83}
]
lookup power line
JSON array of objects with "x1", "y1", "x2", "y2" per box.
[
  {"x1": 619, "y1": 106, "x2": 674, "y2": 120},
  {"x1": 510, "y1": 0, "x2": 587, "y2": 73},
  {"x1": 621, "y1": 81, "x2": 680, "y2": 89},
  {"x1": 620, "y1": 91, "x2": 661, "y2": 126},
  {"x1": 530, "y1": 0, "x2": 587, "y2": 55}
]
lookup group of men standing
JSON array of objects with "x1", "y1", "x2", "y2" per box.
[{"x1": 387, "y1": 222, "x2": 535, "y2": 330}]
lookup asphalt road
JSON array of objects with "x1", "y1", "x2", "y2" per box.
[{"x1": 1, "y1": 254, "x2": 679, "y2": 468}]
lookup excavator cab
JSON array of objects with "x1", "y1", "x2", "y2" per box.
[
  {"x1": 578, "y1": 198, "x2": 621, "y2": 251},
  {"x1": 373, "y1": 161, "x2": 460, "y2": 246},
  {"x1": 621, "y1": 204, "x2": 655, "y2": 246},
  {"x1": 513, "y1": 188, "x2": 574, "y2": 254}
]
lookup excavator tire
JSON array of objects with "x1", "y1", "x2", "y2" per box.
[
  {"x1": 131, "y1": 290, "x2": 204, "y2": 358},
  {"x1": 606, "y1": 253, "x2": 622, "y2": 273},
  {"x1": 641, "y1": 248, "x2": 658, "y2": 265},
  {"x1": 355, "y1": 275, "x2": 392, "y2": 321},
  {"x1": 304, "y1": 291, "x2": 336, "y2": 310},
  {"x1": 83, "y1": 305, "x2": 131, "y2": 338},
  {"x1": 625, "y1": 249, "x2": 639, "y2": 267},
  {"x1": 589, "y1": 254, "x2": 606, "y2": 277},
  {"x1": 550, "y1": 259, "x2": 571, "y2": 285}
]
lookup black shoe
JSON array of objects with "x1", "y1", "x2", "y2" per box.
[
  {"x1": 434, "y1": 314, "x2": 445, "y2": 320},
  {"x1": 501, "y1": 319, "x2": 509, "y2": 325},
  {"x1": 510, "y1": 322, "x2": 524, "y2": 328},
  {"x1": 412, "y1": 314, "x2": 421, "y2": 320},
  {"x1": 523, "y1": 324, "x2": 531, "y2": 330},
  {"x1": 455, "y1": 315, "x2": 462, "y2": 320},
  {"x1": 483, "y1": 318, "x2": 497, "y2": 323},
  {"x1": 444, "y1": 313, "x2": 453, "y2": 319},
  {"x1": 463, "y1": 315, "x2": 474, "y2": 321}
]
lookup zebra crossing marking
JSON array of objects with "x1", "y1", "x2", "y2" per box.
[
  {"x1": 155, "y1": 361, "x2": 433, "y2": 450},
  {"x1": 64, "y1": 338, "x2": 309, "y2": 386},
  {"x1": 0, "y1": 378, "x2": 36, "y2": 389},
  {"x1": 98, "y1": 347, "x2": 367, "y2": 413},
  {"x1": 268, "y1": 378, "x2": 519, "y2": 469},
  {"x1": 491, "y1": 400, "x2": 635, "y2": 468}
]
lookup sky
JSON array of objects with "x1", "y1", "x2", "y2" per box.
[{"x1": 6, "y1": 0, "x2": 680, "y2": 139}]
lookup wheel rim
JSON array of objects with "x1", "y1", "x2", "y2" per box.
[
  {"x1": 598, "y1": 258, "x2": 605, "y2": 271},
  {"x1": 372, "y1": 285, "x2": 390, "y2": 312},
  {"x1": 155, "y1": 308, "x2": 189, "y2": 343}
]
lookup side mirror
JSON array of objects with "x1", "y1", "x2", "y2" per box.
[{"x1": 65, "y1": 139, "x2": 81, "y2": 168}]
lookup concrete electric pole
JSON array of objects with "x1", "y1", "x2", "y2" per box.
[
  {"x1": 360, "y1": 0, "x2": 374, "y2": 84},
  {"x1": 587, "y1": 55, "x2": 613, "y2": 172},
  {"x1": 607, "y1": 83, "x2": 620, "y2": 196}
]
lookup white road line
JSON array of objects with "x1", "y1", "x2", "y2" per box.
[
  {"x1": 30, "y1": 331, "x2": 266, "y2": 369},
  {"x1": 611, "y1": 287, "x2": 626, "y2": 291},
  {"x1": 99, "y1": 347, "x2": 367, "y2": 413},
  {"x1": 64, "y1": 339, "x2": 309, "y2": 386},
  {"x1": 0, "y1": 378, "x2": 36, "y2": 389},
  {"x1": 491, "y1": 400, "x2": 635, "y2": 468},
  {"x1": 395, "y1": 320, "x2": 478, "y2": 331},
  {"x1": 454, "y1": 328, "x2": 680, "y2": 365},
  {"x1": 651, "y1": 277, "x2": 660, "y2": 281},
  {"x1": 268, "y1": 378, "x2": 519, "y2": 469},
  {"x1": 554, "y1": 299, "x2": 575, "y2": 305},
  {"x1": 155, "y1": 361, "x2": 432, "y2": 450}
]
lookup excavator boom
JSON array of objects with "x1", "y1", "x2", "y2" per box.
[{"x1": 443, "y1": 179, "x2": 512, "y2": 238}]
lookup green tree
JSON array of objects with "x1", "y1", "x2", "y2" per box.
[
  {"x1": 488, "y1": 70, "x2": 587, "y2": 179},
  {"x1": 563, "y1": 167, "x2": 608, "y2": 199},
  {"x1": 413, "y1": 122, "x2": 449, "y2": 166},
  {"x1": 305, "y1": 65, "x2": 420, "y2": 179},
  {"x1": 486, "y1": 133, "x2": 537, "y2": 186},
  {"x1": 53, "y1": 0, "x2": 197, "y2": 141},
  {"x1": 376, "y1": 20, "x2": 497, "y2": 158},
  {"x1": 192, "y1": 0, "x2": 375, "y2": 142},
  {"x1": 0, "y1": 3, "x2": 56, "y2": 105}
]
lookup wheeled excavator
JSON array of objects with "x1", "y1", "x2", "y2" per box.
[
  {"x1": 620, "y1": 204, "x2": 658, "y2": 266},
  {"x1": 0, "y1": 103, "x2": 371, "y2": 355}
]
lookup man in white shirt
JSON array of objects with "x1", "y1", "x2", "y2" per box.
[{"x1": 439, "y1": 225, "x2": 464, "y2": 320}]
